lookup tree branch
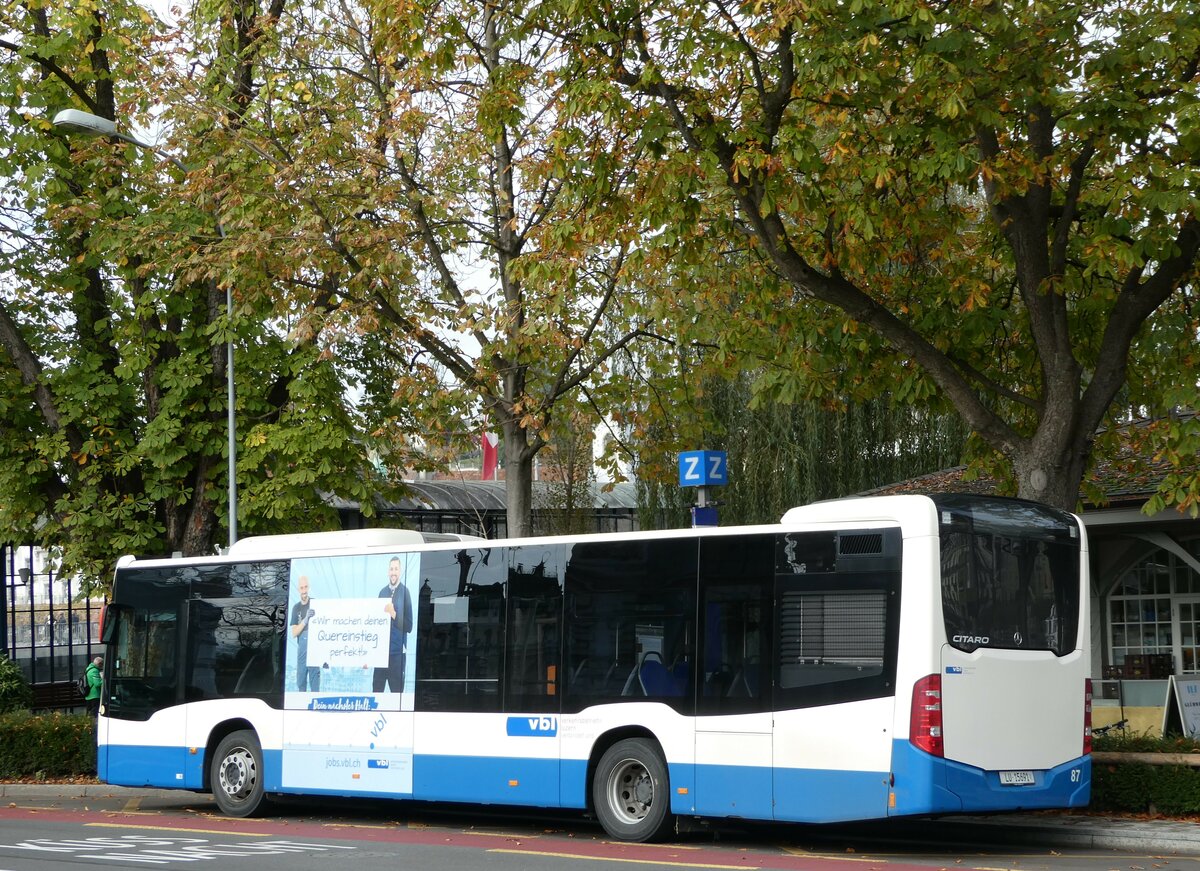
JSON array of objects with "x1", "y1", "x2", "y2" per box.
[
  {"x1": 0, "y1": 36, "x2": 101, "y2": 114},
  {"x1": 1080, "y1": 212, "x2": 1200, "y2": 428},
  {"x1": 0, "y1": 302, "x2": 84, "y2": 455}
]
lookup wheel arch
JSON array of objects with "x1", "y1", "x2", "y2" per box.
[
  {"x1": 202, "y1": 718, "x2": 258, "y2": 793},
  {"x1": 585, "y1": 725, "x2": 663, "y2": 814}
]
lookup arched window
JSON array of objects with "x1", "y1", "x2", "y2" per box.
[{"x1": 1106, "y1": 538, "x2": 1200, "y2": 676}]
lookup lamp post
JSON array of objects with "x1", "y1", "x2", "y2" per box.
[{"x1": 52, "y1": 109, "x2": 239, "y2": 547}]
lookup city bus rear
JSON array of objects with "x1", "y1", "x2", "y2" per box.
[{"x1": 892, "y1": 495, "x2": 1091, "y2": 815}]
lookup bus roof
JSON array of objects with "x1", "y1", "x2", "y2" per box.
[{"x1": 114, "y1": 494, "x2": 1070, "y2": 570}]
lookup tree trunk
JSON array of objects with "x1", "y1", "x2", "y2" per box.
[
  {"x1": 1011, "y1": 425, "x2": 1093, "y2": 512},
  {"x1": 503, "y1": 417, "x2": 535, "y2": 538}
]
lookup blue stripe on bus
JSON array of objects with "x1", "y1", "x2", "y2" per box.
[
  {"x1": 889, "y1": 739, "x2": 958, "y2": 814},
  {"x1": 102, "y1": 741, "x2": 1090, "y2": 822},
  {"x1": 562, "y1": 758, "x2": 588, "y2": 809},
  {"x1": 265, "y1": 749, "x2": 283, "y2": 791},
  {"x1": 183, "y1": 749, "x2": 204, "y2": 789},
  {"x1": 773, "y1": 766, "x2": 890, "y2": 822},
  {"x1": 413, "y1": 755, "x2": 561, "y2": 806},
  {"x1": 890, "y1": 740, "x2": 1090, "y2": 815},
  {"x1": 693, "y1": 763, "x2": 773, "y2": 818},
  {"x1": 101, "y1": 745, "x2": 284, "y2": 792},
  {"x1": 104, "y1": 745, "x2": 188, "y2": 789}
]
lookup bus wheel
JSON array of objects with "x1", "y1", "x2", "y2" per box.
[
  {"x1": 593, "y1": 738, "x2": 672, "y2": 842},
  {"x1": 211, "y1": 730, "x2": 266, "y2": 817}
]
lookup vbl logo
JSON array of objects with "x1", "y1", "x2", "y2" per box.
[{"x1": 506, "y1": 715, "x2": 559, "y2": 737}]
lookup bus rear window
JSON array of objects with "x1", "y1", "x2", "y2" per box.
[{"x1": 938, "y1": 498, "x2": 1081, "y2": 655}]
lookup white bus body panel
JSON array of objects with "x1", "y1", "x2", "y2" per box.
[{"x1": 940, "y1": 646, "x2": 1087, "y2": 770}]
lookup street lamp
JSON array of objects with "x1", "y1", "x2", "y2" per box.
[{"x1": 52, "y1": 108, "x2": 239, "y2": 547}]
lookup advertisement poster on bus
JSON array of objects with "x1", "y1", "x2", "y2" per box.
[{"x1": 281, "y1": 552, "x2": 419, "y2": 796}]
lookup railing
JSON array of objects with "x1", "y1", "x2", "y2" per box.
[{"x1": 2, "y1": 543, "x2": 106, "y2": 706}]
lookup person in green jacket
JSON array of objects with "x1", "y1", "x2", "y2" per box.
[{"x1": 84, "y1": 655, "x2": 103, "y2": 717}]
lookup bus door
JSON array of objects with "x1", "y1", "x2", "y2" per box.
[
  {"x1": 412, "y1": 544, "x2": 562, "y2": 807},
  {"x1": 497, "y1": 548, "x2": 564, "y2": 807},
  {"x1": 101, "y1": 566, "x2": 193, "y2": 789},
  {"x1": 178, "y1": 563, "x2": 288, "y2": 791},
  {"x1": 772, "y1": 529, "x2": 899, "y2": 823},
  {"x1": 101, "y1": 603, "x2": 187, "y2": 785},
  {"x1": 695, "y1": 535, "x2": 774, "y2": 820}
]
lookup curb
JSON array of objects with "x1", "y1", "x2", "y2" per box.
[
  {"x1": 1093, "y1": 750, "x2": 1200, "y2": 768},
  {"x1": 937, "y1": 815, "x2": 1200, "y2": 853},
  {"x1": 0, "y1": 784, "x2": 184, "y2": 800}
]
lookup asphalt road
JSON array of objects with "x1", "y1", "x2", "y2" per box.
[{"x1": 0, "y1": 788, "x2": 1194, "y2": 871}]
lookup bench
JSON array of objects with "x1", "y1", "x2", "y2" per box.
[{"x1": 31, "y1": 681, "x2": 82, "y2": 712}]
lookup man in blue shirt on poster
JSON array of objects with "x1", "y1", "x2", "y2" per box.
[{"x1": 374, "y1": 556, "x2": 413, "y2": 693}]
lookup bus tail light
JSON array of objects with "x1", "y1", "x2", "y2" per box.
[
  {"x1": 1083, "y1": 678, "x2": 1092, "y2": 755},
  {"x1": 910, "y1": 673, "x2": 943, "y2": 757}
]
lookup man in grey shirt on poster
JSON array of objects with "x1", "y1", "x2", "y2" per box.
[{"x1": 291, "y1": 575, "x2": 320, "y2": 691}]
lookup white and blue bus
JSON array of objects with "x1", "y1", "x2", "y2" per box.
[{"x1": 98, "y1": 494, "x2": 1091, "y2": 841}]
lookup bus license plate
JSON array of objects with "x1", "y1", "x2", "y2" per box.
[{"x1": 999, "y1": 770, "x2": 1035, "y2": 786}]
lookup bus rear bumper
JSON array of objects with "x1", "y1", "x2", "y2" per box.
[
  {"x1": 945, "y1": 754, "x2": 1091, "y2": 811},
  {"x1": 890, "y1": 741, "x2": 1091, "y2": 816}
]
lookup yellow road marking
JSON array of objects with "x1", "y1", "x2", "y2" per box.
[
  {"x1": 591, "y1": 842, "x2": 701, "y2": 851},
  {"x1": 490, "y1": 849, "x2": 751, "y2": 869},
  {"x1": 102, "y1": 810, "x2": 163, "y2": 816},
  {"x1": 121, "y1": 798, "x2": 142, "y2": 813},
  {"x1": 778, "y1": 847, "x2": 1067, "y2": 866},
  {"x1": 444, "y1": 830, "x2": 546, "y2": 838},
  {"x1": 777, "y1": 850, "x2": 878, "y2": 863},
  {"x1": 85, "y1": 822, "x2": 271, "y2": 837}
]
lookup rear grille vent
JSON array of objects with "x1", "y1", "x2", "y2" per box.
[{"x1": 839, "y1": 533, "x2": 883, "y2": 555}]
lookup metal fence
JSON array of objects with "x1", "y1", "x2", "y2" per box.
[{"x1": 1, "y1": 543, "x2": 106, "y2": 710}]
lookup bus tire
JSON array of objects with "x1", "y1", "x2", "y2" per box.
[
  {"x1": 593, "y1": 738, "x2": 672, "y2": 842},
  {"x1": 211, "y1": 730, "x2": 266, "y2": 817}
]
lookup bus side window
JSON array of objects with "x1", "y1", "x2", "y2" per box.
[
  {"x1": 773, "y1": 529, "x2": 901, "y2": 710},
  {"x1": 698, "y1": 535, "x2": 774, "y2": 715},
  {"x1": 563, "y1": 539, "x2": 697, "y2": 714},
  {"x1": 184, "y1": 562, "x2": 287, "y2": 706},
  {"x1": 416, "y1": 547, "x2": 506, "y2": 712},
  {"x1": 505, "y1": 545, "x2": 565, "y2": 713}
]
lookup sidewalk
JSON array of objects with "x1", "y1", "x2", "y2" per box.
[
  {"x1": 925, "y1": 812, "x2": 1200, "y2": 853},
  {"x1": 1, "y1": 783, "x2": 1196, "y2": 853}
]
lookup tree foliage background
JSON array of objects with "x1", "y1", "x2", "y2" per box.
[
  {"x1": 0, "y1": 0, "x2": 404, "y2": 586},
  {"x1": 545, "y1": 0, "x2": 1200, "y2": 514},
  {"x1": 2, "y1": 0, "x2": 1198, "y2": 586}
]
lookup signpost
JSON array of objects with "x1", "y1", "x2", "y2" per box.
[
  {"x1": 678, "y1": 450, "x2": 728, "y2": 528},
  {"x1": 1163, "y1": 675, "x2": 1200, "y2": 737}
]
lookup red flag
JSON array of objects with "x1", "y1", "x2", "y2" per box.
[{"x1": 481, "y1": 432, "x2": 499, "y2": 481}]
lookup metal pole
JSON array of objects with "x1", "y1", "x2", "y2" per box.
[
  {"x1": 227, "y1": 282, "x2": 237, "y2": 546},
  {"x1": 0, "y1": 544, "x2": 8, "y2": 660},
  {"x1": 218, "y1": 222, "x2": 237, "y2": 547}
]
